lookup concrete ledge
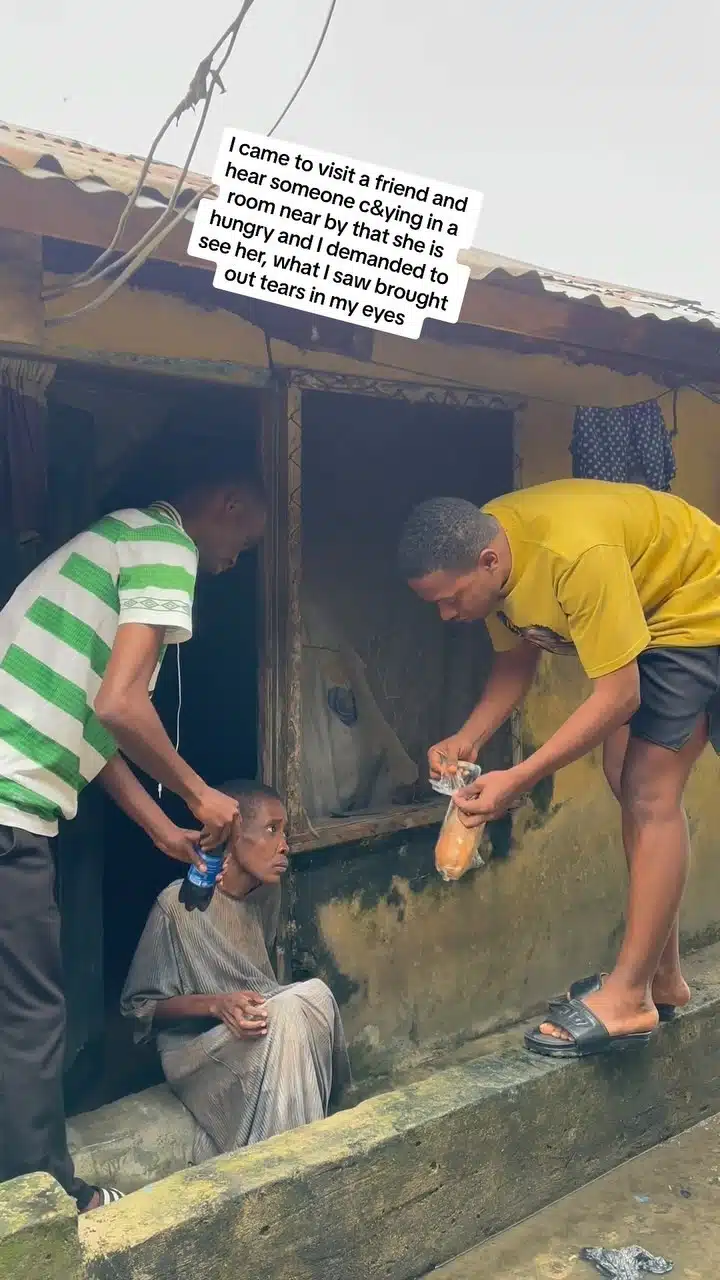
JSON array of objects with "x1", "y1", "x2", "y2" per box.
[
  {"x1": 0, "y1": 1173, "x2": 80, "y2": 1280},
  {"x1": 75, "y1": 950, "x2": 720, "y2": 1280},
  {"x1": 66, "y1": 941, "x2": 720, "y2": 1198},
  {"x1": 68, "y1": 1084, "x2": 196, "y2": 1192}
]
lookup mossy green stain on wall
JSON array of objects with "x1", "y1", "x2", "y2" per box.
[
  {"x1": 75, "y1": 977, "x2": 720, "y2": 1280},
  {"x1": 0, "y1": 1174, "x2": 80, "y2": 1280},
  {"x1": 1, "y1": 977, "x2": 717, "y2": 1278}
]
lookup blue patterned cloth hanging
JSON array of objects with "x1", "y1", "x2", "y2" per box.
[{"x1": 571, "y1": 399, "x2": 676, "y2": 491}]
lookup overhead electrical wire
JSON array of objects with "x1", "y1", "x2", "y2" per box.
[
  {"x1": 46, "y1": 0, "x2": 340, "y2": 325},
  {"x1": 44, "y1": 0, "x2": 259, "y2": 308},
  {"x1": 45, "y1": 188, "x2": 213, "y2": 325},
  {"x1": 267, "y1": 0, "x2": 338, "y2": 137}
]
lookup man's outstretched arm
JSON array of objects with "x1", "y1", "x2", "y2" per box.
[
  {"x1": 94, "y1": 623, "x2": 238, "y2": 849},
  {"x1": 510, "y1": 661, "x2": 640, "y2": 786},
  {"x1": 96, "y1": 753, "x2": 205, "y2": 869},
  {"x1": 428, "y1": 641, "x2": 540, "y2": 775},
  {"x1": 455, "y1": 662, "x2": 640, "y2": 824},
  {"x1": 455, "y1": 545, "x2": 649, "y2": 823}
]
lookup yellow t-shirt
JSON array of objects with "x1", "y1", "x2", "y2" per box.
[{"x1": 482, "y1": 479, "x2": 720, "y2": 679}]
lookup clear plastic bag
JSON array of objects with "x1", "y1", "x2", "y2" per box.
[
  {"x1": 431, "y1": 762, "x2": 485, "y2": 882},
  {"x1": 579, "y1": 1246, "x2": 673, "y2": 1277}
]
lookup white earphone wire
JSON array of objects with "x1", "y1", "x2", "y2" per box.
[{"x1": 158, "y1": 645, "x2": 182, "y2": 800}]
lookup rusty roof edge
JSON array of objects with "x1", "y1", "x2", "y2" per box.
[
  {"x1": 458, "y1": 249, "x2": 720, "y2": 331},
  {"x1": 0, "y1": 119, "x2": 211, "y2": 201},
  {"x1": 2, "y1": 121, "x2": 719, "y2": 335}
]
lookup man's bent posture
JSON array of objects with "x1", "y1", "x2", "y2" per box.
[
  {"x1": 0, "y1": 449, "x2": 265, "y2": 1209},
  {"x1": 399, "y1": 478, "x2": 720, "y2": 1059}
]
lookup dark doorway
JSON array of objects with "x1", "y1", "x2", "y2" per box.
[{"x1": 31, "y1": 369, "x2": 264, "y2": 1114}]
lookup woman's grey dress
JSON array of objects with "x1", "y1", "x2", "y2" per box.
[{"x1": 121, "y1": 881, "x2": 351, "y2": 1163}]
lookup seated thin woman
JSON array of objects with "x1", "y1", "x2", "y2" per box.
[{"x1": 121, "y1": 780, "x2": 351, "y2": 1162}]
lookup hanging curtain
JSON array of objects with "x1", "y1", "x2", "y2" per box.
[
  {"x1": 0, "y1": 357, "x2": 56, "y2": 592},
  {"x1": 0, "y1": 357, "x2": 56, "y2": 539},
  {"x1": 571, "y1": 398, "x2": 676, "y2": 491}
]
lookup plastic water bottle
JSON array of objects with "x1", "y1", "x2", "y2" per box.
[{"x1": 179, "y1": 851, "x2": 225, "y2": 913}]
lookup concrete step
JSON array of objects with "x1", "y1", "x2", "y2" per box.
[
  {"x1": 429, "y1": 1111, "x2": 720, "y2": 1277},
  {"x1": 67, "y1": 1083, "x2": 196, "y2": 1192},
  {"x1": 68, "y1": 941, "x2": 720, "y2": 1198},
  {"x1": 75, "y1": 935, "x2": 720, "y2": 1280}
]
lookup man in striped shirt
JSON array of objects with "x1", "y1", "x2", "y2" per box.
[{"x1": 0, "y1": 452, "x2": 266, "y2": 1212}]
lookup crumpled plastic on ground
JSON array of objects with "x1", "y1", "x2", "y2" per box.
[{"x1": 580, "y1": 1245, "x2": 673, "y2": 1277}]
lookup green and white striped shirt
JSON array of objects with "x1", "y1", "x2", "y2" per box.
[{"x1": 0, "y1": 504, "x2": 198, "y2": 836}]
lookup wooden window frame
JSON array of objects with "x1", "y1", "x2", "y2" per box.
[{"x1": 259, "y1": 368, "x2": 524, "y2": 856}]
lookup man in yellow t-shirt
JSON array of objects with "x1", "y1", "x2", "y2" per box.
[{"x1": 399, "y1": 478, "x2": 720, "y2": 1060}]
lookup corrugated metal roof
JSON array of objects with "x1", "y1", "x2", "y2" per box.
[
  {"x1": 0, "y1": 120, "x2": 209, "y2": 211},
  {"x1": 459, "y1": 248, "x2": 720, "y2": 332},
  {"x1": 2, "y1": 120, "x2": 719, "y2": 333}
]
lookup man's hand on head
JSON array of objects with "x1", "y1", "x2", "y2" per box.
[
  {"x1": 190, "y1": 786, "x2": 241, "y2": 851},
  {"x1": 96, "y1": 755, "x2": 209, "y2": 870}
]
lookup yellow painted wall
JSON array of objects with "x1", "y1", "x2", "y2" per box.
[
  {"x1": 309, "y1": 381, "x2": 720, "y2": 1077},
  {"x1": 34, "y1": 278, "x2": 720, "y2": 1073},
  {"x1": 519, "y1": 382, "x2": 720, "y2": 966}
]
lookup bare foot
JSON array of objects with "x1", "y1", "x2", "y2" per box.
[
  {"x1": 561, "y1": 971, "x2": 691, "y2": 1017},
  {"x1": 539, "y1": 985, "x2": 660, "y2": 1042}
]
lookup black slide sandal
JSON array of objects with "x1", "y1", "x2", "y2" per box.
[
  {"x1": 656, "y1": 1002, "x2": 677, "y2": 1022},
  {"x1": 525, "y1": 997, "x2": 654, "y2": 1059},
  {"x1": 548, "y1": 973, "x2": 677, "y2": 1023}
]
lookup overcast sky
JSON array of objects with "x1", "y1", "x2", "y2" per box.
[{"x1": 3, "y1": 0, "x2": 719, "y2": 309}]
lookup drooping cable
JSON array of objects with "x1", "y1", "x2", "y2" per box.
[
  {"x1": 44, "y1": 0, "x2": 260, "y2": 309},
  {"x1": 267, "y1": 0, "x2": 338, "y2": 137},
  {"x1": 46, "y1": 0, "x2": 341, "y2": 322}
]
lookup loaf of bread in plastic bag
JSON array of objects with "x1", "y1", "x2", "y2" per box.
[{"x1": 435, "y1": 801, "x2": 485, "y2": 881}]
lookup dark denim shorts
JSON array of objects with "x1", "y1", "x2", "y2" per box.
[{"x1": 630, "y1": 646, "x2": 720, "y2": 752}]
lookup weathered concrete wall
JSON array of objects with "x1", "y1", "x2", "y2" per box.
[
  {"x1": 0, "y1": 1174, "x2": 80, "y2": 1280},
  {"x1": 294, "y1": 380, "x2": 720, "y2": 1079},
  {"x1": 25, "y1": 276, "x2": 720, "y2": 1075},
  {"x1": 68, "y1": 1085, "x2": 196, "y2": 1193},
  {"x1": 2, "y1": 944, "x2": 718, "y2": 1276},
  {"x1": 48, "y1": 947, "x2": 720, "y2": 1277},
  {"x1": 0, "y1": 230, "x2": 44, "y2": 347},
  {"x1": 1, "y1": 943, "x2": 712, "y2": 1277}
]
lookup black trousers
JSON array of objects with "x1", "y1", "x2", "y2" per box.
[{"x1": 0, "y1": 825, "x2": 93, "y2": 1207}]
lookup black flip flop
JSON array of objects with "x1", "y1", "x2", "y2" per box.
[
  {"x1": 548, "y1": 973, "x2": 677, "y2": 1023},
  {"x1": 525, "y1": 996, "x2": 654, "y2": 1059}
]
